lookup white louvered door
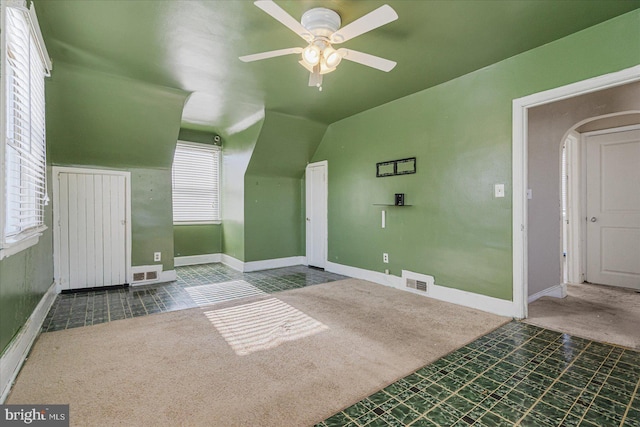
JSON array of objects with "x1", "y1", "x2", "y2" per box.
[{"x1": 56, "y1": 170, "x2": 128, "y2": 290}]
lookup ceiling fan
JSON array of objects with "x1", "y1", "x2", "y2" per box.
[{"x1": 239, "y1": 0, "x2": 398, "y2": 91}]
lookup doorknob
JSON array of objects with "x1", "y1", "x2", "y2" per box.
[
  {"x1": 306, "y1": 217, "x2": 310, "y2": 221},
  {"x1": 590, "y1": 217, "x2": 597, "y2": 222}
]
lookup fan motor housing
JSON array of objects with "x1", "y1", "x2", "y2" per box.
[{"x1": 301, "y1": 8, "x2": 341, "y2": 38}]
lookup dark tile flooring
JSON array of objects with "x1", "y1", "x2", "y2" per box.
[
  {"x1": 42, "y1": 263, "x2": 346, "y2": 332},
  {"x1": 318, "y1": 321, "x2": 640, "y2": 427}
]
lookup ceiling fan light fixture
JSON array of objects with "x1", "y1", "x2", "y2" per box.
[
  {"x1": 319, "y1": 62, "x2": 336, "y2": 75},
  {"x1": 323, "y1": 46, "x2": 342, "y2": 69},
  {"x1": 301, "y1": 7, "x2": 341, "y2": 38},
  {"x1": 302, "y1": 44, "x2": 321, "y2": 66},
  {"x1": 242, "y1": 2, "x2": 399, "y2": 90}
]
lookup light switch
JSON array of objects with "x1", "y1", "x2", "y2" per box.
[
  {"x1": 527, "y1": 189, "x2": 533, "y2": 199},
  {"x1": 494, "y1": 184, "x2": 505, "y2": 198}
]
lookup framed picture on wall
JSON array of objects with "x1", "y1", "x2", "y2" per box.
[{"x1": 376, "y1": 157, "x2": 416, "y2": 177}]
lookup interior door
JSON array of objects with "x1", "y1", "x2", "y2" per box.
[
  {"x1": 56, "y1": 170, "x2": 128, "y2": 290},
  {"x1": 305, "y1": 161, "x2": 327, "y2": 269},
  {"x1": 585, "y1": 127, "x2": 640, "y2": 289}
]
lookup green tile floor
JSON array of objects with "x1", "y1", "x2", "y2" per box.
[
  {"x1": 318, "y1": 321, "x2": 640, "y2": 427},
  {"x1": 42, "y1": 264, "x2": 346, "y2": 332}
]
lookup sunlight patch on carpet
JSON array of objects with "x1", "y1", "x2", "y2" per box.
[
  {"x1": 204, "y1": 298, "x2": 329, "y2": 356},
  {"x1": 184, "y1": 280, "x2": 267, "y2": 306}
]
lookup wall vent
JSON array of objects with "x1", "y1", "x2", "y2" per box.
[
  {"x1": 402, "y1": 270, "x2": 434, "y2": 294},
  {"x1": 131, "y1": 265, "x2": 163, "y2": 284}
]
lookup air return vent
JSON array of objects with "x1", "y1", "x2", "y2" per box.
[
  {"x1": 131, "y1": 265, "x2": 163, "y2": 285},
  {"x1": 406, "y1": 278, "x2": 428, "y2": 292},
  {"x1": 402, "y1": 270, "x2": 434, "y2": 294}
]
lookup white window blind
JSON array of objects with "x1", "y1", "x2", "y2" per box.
[
  {"x1": 2, "y1": 1, "x2": 51, "y2": 252},
  {"x1": 172, "y1": 141, "x2": 220, "y2": 223}
]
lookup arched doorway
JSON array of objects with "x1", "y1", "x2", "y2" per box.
[{"x1": 560, "y1": 114, "x2": 640, "y2": 289}]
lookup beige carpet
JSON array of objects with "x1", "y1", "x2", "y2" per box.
[
  {"x1": 8, "y1": 279, "x2": 509, "y2": 426},
  {"x1": 525, "y1": 282, "x2": 640, "y2": 350}
]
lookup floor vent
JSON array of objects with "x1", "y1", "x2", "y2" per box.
[
  {"x1": 131, "y1": 265, "x2": 163, "y2": 284},
  {"x1": 402, "y1": 270, "x2": 434, "y2": 294}
]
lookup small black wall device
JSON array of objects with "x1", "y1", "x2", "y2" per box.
[{"x1": 395, "y1": 193, "x2": 405, "y2": 206}]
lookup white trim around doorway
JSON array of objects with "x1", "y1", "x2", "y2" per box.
[{"x1": 512, "y1": 65, "x2": 640, "y2": 319}]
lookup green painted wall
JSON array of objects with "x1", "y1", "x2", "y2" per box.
[
  {"x1": 129, "y1": 168, "x2": 174, "y2": 269},
  {"x1": 174, "y1": 225, "x2": 222, "y2": 257},
  {"x1": 244, "y1": 111, "x2": 327, "y2": 262},
  {"x1": 246, "y1": 111, "x2": 328, "y2": 178},
  {"x1": 244, "y1": 176, "x2": 304, "y2": 262},
  {"x1": 173, "y1": 128, "x2": 222, "y2": 258},
  {"x1": 46, "y1": 62, "x2": 187, "y2": 271},
  {"x1": 312, "y1": 11, "x2": 640, "y2": 301},
  {"x1": 221, "y1": 117, "x2": 263, "y2": 261},
  {"x1": 0, "y1": 200, "x2": 53, "y2": 354}
]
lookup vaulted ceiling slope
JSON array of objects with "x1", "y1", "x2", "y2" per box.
[{"x1": 34, "y1": 0, "x2": 640, "y2": 136}]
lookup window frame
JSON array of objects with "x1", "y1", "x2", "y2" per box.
[
  {"x1": 0, "y1": 0, "x2": 51, "y2": 260},
  {"x1": 171, "y1": 140, "x2": 221, "y2": 225}
]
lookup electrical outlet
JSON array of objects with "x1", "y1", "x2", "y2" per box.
[
  {"x1": 383, "y1": 253, "x2": 389, "y2": 263},
  {"x1": 154, "y1": 252, "x2": 161, "y2": 262}
]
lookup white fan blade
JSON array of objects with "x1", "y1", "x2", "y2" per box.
[
  {"x1": 337, "y1": 48, "x2": 396, "y2": 72},
  {"x1": 254, "y1": 0, "x2": 313, "y2": 42},
  {"x1": 239, "y1": 47, "x2": 303, "y2": 62},
  {"x1": 330, "y1": 4, "x2": 398, "y2": 44}
]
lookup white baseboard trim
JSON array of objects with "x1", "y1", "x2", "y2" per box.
[
  {"x1": 528, "y1": 283, "x2": 567, "y2": 303},
  {"x1": 326, "y1": 261, "x2": 518, "y2": 318},
  {"x1": 1, "y1": 282, "x2": 57, "y2": 403},
  {"x1": 221, "y1": 254, "x2": 244, "y2": 272},
  {"x1": 326, "y1": 261, "x2": 402, "y2": 288},
  {"x1": 159, "y1": 269, "x2": 177, "y2": 283},
  {"x1": 174, "y1": 253, "x2": 222, "y2": 267},
  {"x1": 221, "y1": 255, "x2": 306, "y2": 272},
  {"x1": 244, "y1": 256, "x2": 306, "y2": 272}
]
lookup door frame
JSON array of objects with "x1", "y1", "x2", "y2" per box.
[
  {"x1": 305, "y1": 160, "x2": 328, "y2": 268},
  {"x1": 52, "y1": 166, "x2": 132, "y2": 292},
  {"x1": 563, "y1": 131, "x2": 584, "y2": 285},
  {"x1": 512, "y1": 64, "x2": 640, "y2": 319}
]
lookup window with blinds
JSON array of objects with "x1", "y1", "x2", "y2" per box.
[
  {"x1": 172, "y1": 141, "x2": 221, "y2": 224},
  {"x1": 1, "y1": 1, "x2": 51, "y2": 257}
]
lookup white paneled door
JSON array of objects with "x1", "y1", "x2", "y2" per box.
[
  {"x1": 54, "y1": 168, "x2": 130, "y2": 290},
  {"x1": 585, "y1": 127, "x2": 640, "y2": 290},
  {"x1": 306, "y1": 161, "x2": 327, "y2": 269}
]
